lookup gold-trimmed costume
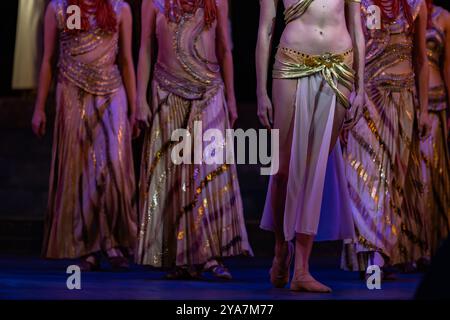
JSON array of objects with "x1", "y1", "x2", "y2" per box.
[
  {"x1": 341, "y1": 0, "x2": 429, "y2": 271},
  {"x1": 261, "y1": 43, "x2": 356, "y2": 241},
  {"x1": 42, "y1": 0, "x2": 137, "y2": 259},
  {"x1": 136, "y1": 0, "x2": 252, "y2": 268},
  {"x1": 419, "y1": 5, "x2": 450, "y2": 256},
  {"x1": 273, "y1": 47, "x2": 355, "y2": 108}
]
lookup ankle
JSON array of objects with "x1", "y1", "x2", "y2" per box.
[
  {"x1": 275, "y1": 242, "x2": 288, "y2": 256},
  {"x1": 293, "y1": 268, "x2": 310, "y2": 277}
]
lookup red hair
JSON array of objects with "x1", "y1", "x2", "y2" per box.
[
  {"x1": 165, "y1": 0, "x2": 217, "y2": 28},
  {"x1": 66, "y1": 0, "x2": 117, "y2": 33}
]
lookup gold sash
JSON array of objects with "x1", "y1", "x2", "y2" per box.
[
  {"x1": 284, "y1": 0, "x2": 314, "y2": 24},
  {"x1": 273, "y1": 47, "x2": 355, "y2": 108}
]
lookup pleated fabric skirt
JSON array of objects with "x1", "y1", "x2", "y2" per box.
[
  {"x1": 420, "y1": 104, "x2": 450, "y2": 255},
  {"x1": 341, "y1": 74, "x2": 428, "y2": 271},
  {"x1": 260, "y1": 73, "x2": 355, "y2": 242},
  {"x1": 42, "y1": 79, "x2": 137, "y2": 259},
  {"x1": 136, "y1": 81, "x2": 253, "y2": 268}
]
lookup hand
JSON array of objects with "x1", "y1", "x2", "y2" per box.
[
  {"x1": 342, "y1": 91, "x2": 365, "y2": 134},
  {"x1": 418, "y1": 111, "x2": 432, "y2": 140},
  {"x1": 136, "y1": 99, "x2": 152, "y2": 130},
  {"x1": 128, "y1": 112, "x2": 140, "y2": 139},
  {"x1": 340, "y1": 127, "x2": 350, "y2": 147},
  {"x1": 257, "y1": 93, "x2": 273, "y2": 130},
  {"x1": 351, "y1": 91, "x2": 365, "y2": 119},
  {"x1": 227, "y1": 97, "x2": 238, "y2": 127},
  {"x1": 31, "y1": 108, "x2": 46, "y2": 138}
]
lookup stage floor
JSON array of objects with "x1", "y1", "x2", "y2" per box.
[{"x1": 0, "y1": 255, "x2": 422, "y2": 300}]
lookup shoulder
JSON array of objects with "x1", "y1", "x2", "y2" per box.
[
  {"x1": 438, "y1": 6, "x2": 450, "y2": 31},
  {"x1": 149, "y1": 0, "x2": 164, "y2": 13},
  {"x1": 214, "y1": 0, "x2": 225, "y2": 8},
  {"x1": 436, "y1": 6, "x2": 450, "y2": 20},
  {"x1": 407, "y1": 0, "x2": 424, "y2": 20},
  {"x1": 110, "y1": 0, "x2": 128, "y2": 15},
  {"x1": 142, "y1": 0, "x2": 162, "y2": 14},
  {"x1": 360, "y1": 0, "x2": 372, "y2": 9},
  {"x1": 48, "y1": 0, "x2": 66, "y2": 29}
]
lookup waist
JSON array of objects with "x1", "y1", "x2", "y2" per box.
[
  {"x1": 369, "y1": 72, "x2": 416, "y2": 91},
  {"x1": 273, "y1": 47, "x2": 354, "y2": 78},
  {"x1": 272, "y1": 46, "x2": 355, "y2": 109},
  {"x1": 58, "y1": 56, "x2": 122, "y2": 96},
  {"x1": 154, "y1": 62, "x2": 222, "y2": 100}
]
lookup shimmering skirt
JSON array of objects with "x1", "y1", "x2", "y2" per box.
[
  {"x1": 420, "y1": 85, "x2": 450, "y2": 255},
  {"x1": 341, "y1": 73, "x2": 428, "y2": 271},
  {"x1": 136, "y1": 69, "x2": 253, "y2": 268},
  {"x1": 260, "y1": 47, "x2": 356, "y2": 241},
  {"x1": 42, "y1": 79, "x2": 137, "y2": 259}
]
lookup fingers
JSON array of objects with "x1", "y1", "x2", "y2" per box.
[
  {"x1": 132, "y1": 125, "x2": 141, "y2": 139},
  {"x1": 32, "y1": 119, "x2": 45, "y2": 138},
  {"x1": 39, "y1": 120, "x2": 46, "y2": 137},
  {"x1": 258, "y1": 112, "x2": 271, "y2": 130},
  {"x1": 267, "y1": 104, "x2": 273, "y2": 125}
]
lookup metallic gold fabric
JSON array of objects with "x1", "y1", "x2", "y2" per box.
[
  {"x1": 342, "y1": 0, "x2": 428, "y2": 271},
  {"x1": 273, "y1": 47, "x2": 355, "y2": 109},
  {"x1": 55, "y1": 0, "x2": 123, "y2": 95},
  {"x1": 284, "y1": 0, "x2": 314, "y2": 24},
  {"x1": 136, "y1": 2, "x2": 252, "y2": 268},
  {"x1": 42, "y1": 0, "x2": 137, "y2": 259}
]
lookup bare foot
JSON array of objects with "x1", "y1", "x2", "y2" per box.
[{"x1": 290, "y1": 272, "x2": 332, "y2": 293}]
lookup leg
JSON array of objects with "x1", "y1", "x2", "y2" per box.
[
  {"x1": 267, "y1": 78, "x2": 297, "y2": 286},
  {"x1": 290, "y1": 80, "x2": 348, "y2": 293},
  {"x1": 329, "y1": 85, "x2": 351, "y2": 153},
  {"x1": 290, "y1": 233, "x2": 331, "y2": 292}
]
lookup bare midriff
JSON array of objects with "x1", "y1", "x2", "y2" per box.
[{"x1": 279, "y1": 0, "x2": 352, "y2": 55}]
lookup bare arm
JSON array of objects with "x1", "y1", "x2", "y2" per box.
[
  {"x1": 32, "y1": 3, "x2": 58, "y2": 137},
  {"x1": 256, "y1": 0, "x2": 278, "y2": 129},
  {"x1": 443, "y1": 10, "x2": 450, "y2": 108},
  {"x1": 136, "y1": 0, "x2": 157, "y2": 126},
  {"x1": 414, "y1": 2, "x2": 429, "y2": 115},
  {"x1": 216, "y1": 0, "x2": 237, "y2": 126},
  {"x1": 414, "y1": 1, "x2": 431, "y2": 137},
  {"x1": 118, "y1": 3, "x2": 137, "y2": 123},
  {"x1": 346, "y1": 2, "x2": 365, "y2": 96}
]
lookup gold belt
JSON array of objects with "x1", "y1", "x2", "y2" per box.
[{"x1": 273, "y1": 47, "x2": 355, "y2": 109}]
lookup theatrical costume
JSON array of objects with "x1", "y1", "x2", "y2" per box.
[
  {"x1": 42, "y1": 0, "x2": 137, "y2": 259},
  {"x1": 136, "y1": 0, "x2": 252, "y2": 269},
  {"x1": 342, "y1": 0, "x2": 428, "y2": 271},
  {"x1": 260, "y1": 0, "x2": 358, "y2": 242},
  {"x1": 420, "y1": 5, "x2": 450, "y2": 255}
]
